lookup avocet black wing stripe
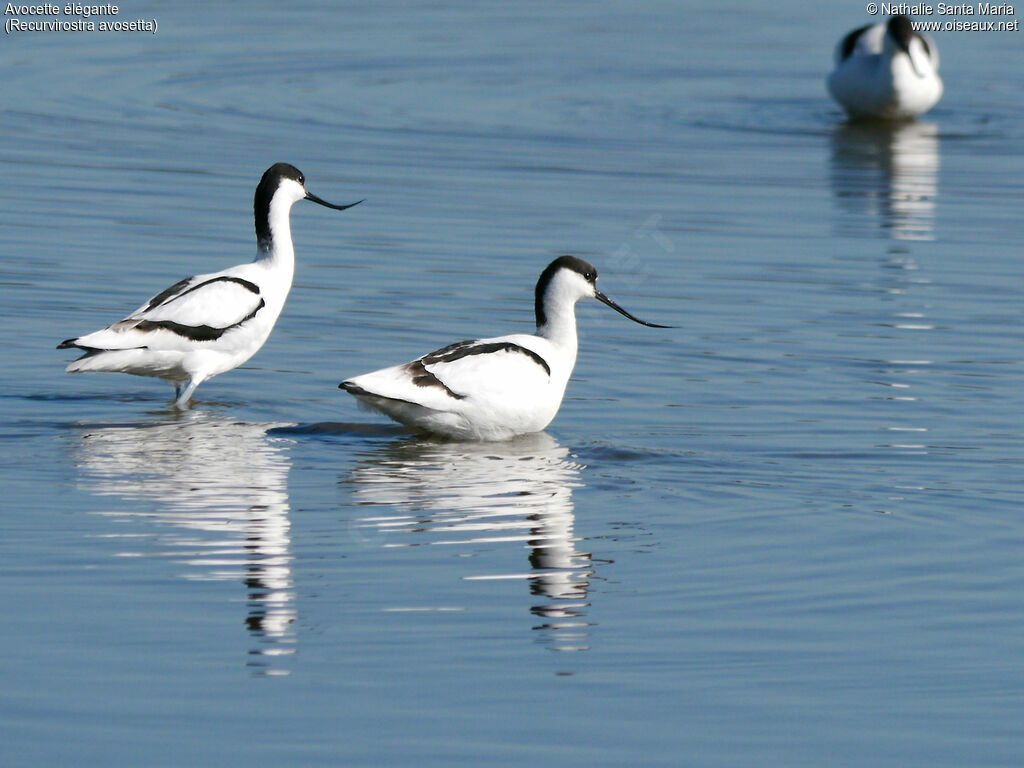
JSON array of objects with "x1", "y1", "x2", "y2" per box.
[
  {"x1": 143, "y1": 278, "x2": 193, "y2": 312},
  {"x1": 421, "y1": 339, "x2": 477, "y2": 361},
  {"x1": 142, "y1": 275, "x2": 261, "y2": 314},
  {"x1": 423, "y1": 340, "x2": 551, "y2": 376},
  {"x1": 838, "y1": 23, "x2": 872, "y2": 62},
  {"x1": 135, "y1": 299, "x2": 266, "y2": 342},
  {"x1": 406, "y1": 359, "x2": 467, "y2": 400}
]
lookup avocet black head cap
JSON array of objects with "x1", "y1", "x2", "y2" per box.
[
  {"x1": 256, "y1": 163, "x2": 363, "y2": 211},
  {"x1": 887, "y1": 15, "x2": 915, "y2": 52},
  {"x1": 885, "y1": 15, "x2": 931, "y2": 78},
  {"x1": 535, "y1": 255, "x2": 673, "y2": 329}
]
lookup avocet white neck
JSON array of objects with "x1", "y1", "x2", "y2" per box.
[
  {"x1": 535, "y1": 265, "x2": 591, "y2": 356},
  {"x1": 256, "y1": 176, "x2": 307, "y2": 274}
]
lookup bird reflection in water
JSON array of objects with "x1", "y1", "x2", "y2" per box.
[
  {"x1": 345, "y1": 432, "x2": 595, "y2": 651},
  {"x1": 72, "y1": 410, "x2": 296, "y2": 675},
  {"x1": 830, "y1": 120, "x2": 939, "y2": 241}
]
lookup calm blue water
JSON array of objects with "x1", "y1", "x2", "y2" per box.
[{"x1": 2, "y1": 2, "x2": 1024, "y2": 766}]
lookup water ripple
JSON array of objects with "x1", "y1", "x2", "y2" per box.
[
  {"x1": 70, "y1": 411, "x2": 298, "y2": 676},
  {"x1": 341, "y1": 433, "x2": 595, "y2": 652}
]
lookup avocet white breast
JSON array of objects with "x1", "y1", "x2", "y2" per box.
[
  {"x1": 58, "y1": 163, "x2": 361, "y2": 406},
  {"x1": 339, "y1": 255, "x2": 672, "y2": 441},
  {"x1": 827, "y1": 15, "x2": 942, "y2": 120}
]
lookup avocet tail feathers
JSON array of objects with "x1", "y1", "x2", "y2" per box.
[{"x1": 63, "y1": 346, "x2": 185, "y2": 378}]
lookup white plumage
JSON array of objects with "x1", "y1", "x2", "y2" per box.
[
  {"x1": 340, "y1": 255, "x2": 671, "y2": 441},
  {"x1": 58, "y1": 163, "x2": 360, "y2": 405},
  {"x1": 828, "y1": 15, "x2": 942, "y2": 120}
]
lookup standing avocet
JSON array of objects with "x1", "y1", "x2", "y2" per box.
[
  {"x1": 339, "y1": 255, "x2": 671, "y2": 441},
  {"x1": 827, "y1": 15, "x2": 942, "y2": 120},
  {"x1": 58, "y1": 163, "x2": 361, "y2": 406}
]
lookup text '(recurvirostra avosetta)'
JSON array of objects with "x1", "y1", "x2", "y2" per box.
[{"x1": 4, "y1": 4, "x2": 158, "y2": 34}]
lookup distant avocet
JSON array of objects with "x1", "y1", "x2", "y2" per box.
[
  {"x1": 58, "y1": 163, "x2": 361, "y2": 405},
  {"x1": 340, "y1": 255, "x2": 671, "y2": 440},
  {"x1": 828, "y1": 15, "x2": 942, "y2": 120}
]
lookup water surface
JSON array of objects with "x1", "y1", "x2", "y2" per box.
[{"x1": 2, "y1": 2, "x2": 1024, "y2": 766}]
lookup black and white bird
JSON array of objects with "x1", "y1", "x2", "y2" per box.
[
  {"x1": 828, "y1": 15, "x2": 942, "y2": 120},
  {"x1": 340, "y1": 255, "x2": 671, "y2": 441},
  {"x1": 58, "y1": 163, "x2": 360, "y2": 405}
]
